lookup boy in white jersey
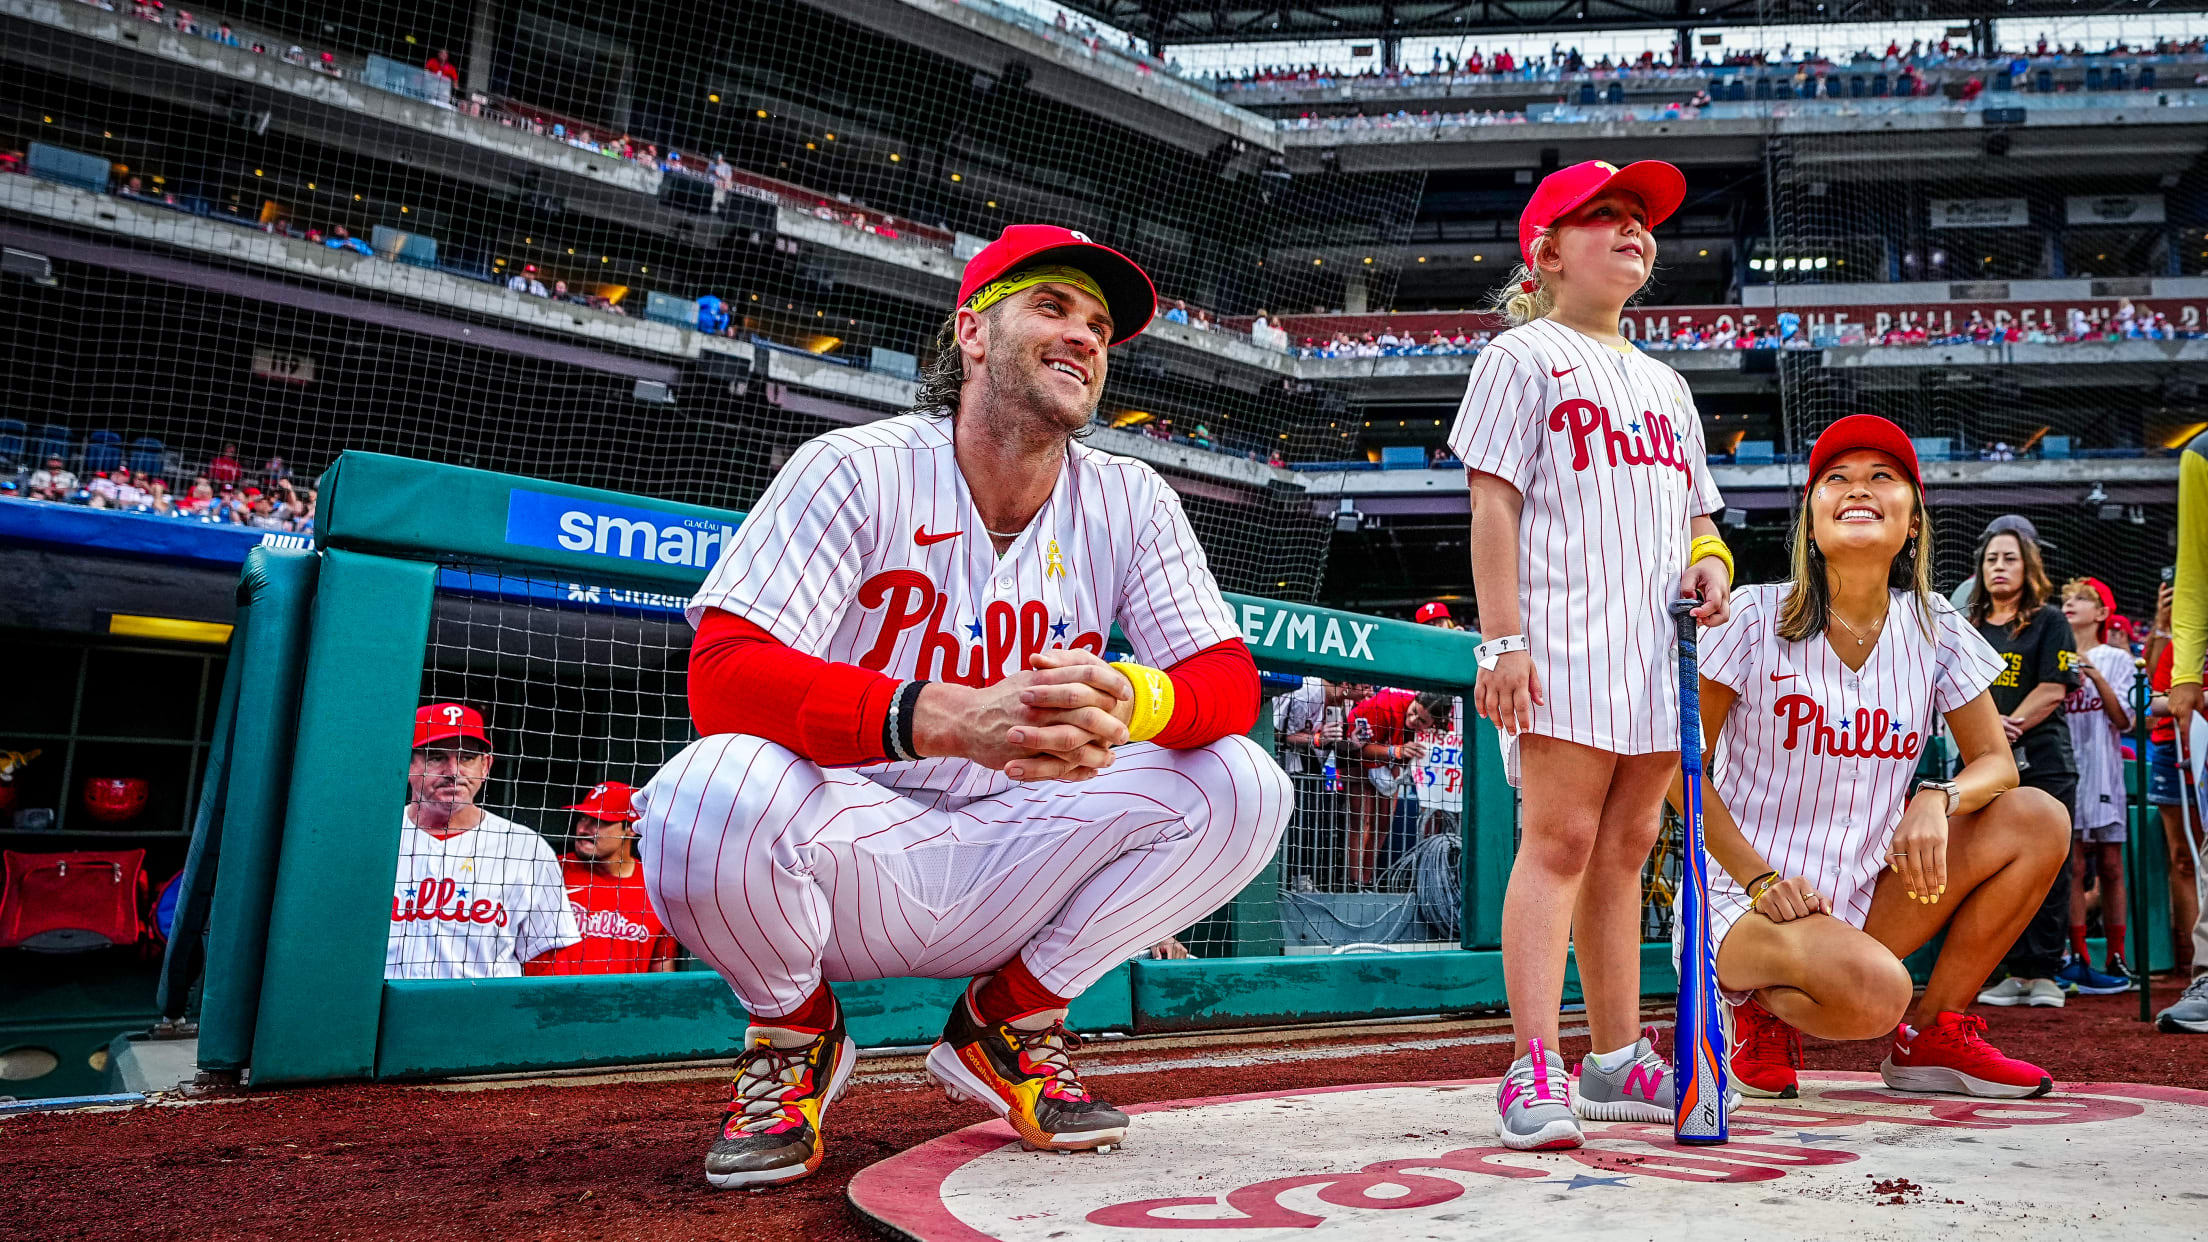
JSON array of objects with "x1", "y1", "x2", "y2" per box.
[
  {"x1": 2058, "y1": 577, "x2": 2138, "y2": 991},
  {"x1": 635, "y1": 225, "x2": 1291, "y2": 1189},
  {"x1": 1688, "y1": 416, "x2": 2070, "y2": 1101},
  {"x1": 1451, "y1": 159, "x2": 1735, "y2": 1150}
]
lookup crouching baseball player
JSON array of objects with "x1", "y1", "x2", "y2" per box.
[{"x1": 634, "y1": 224, "x2": 1292, "y2": 1189}]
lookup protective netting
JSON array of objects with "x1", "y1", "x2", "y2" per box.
[
  {"x1": 2, "y1": 0, "x2": 1425, "y2": 600},
  {"x1": 1757, "y1": 34, "x2": 2180, "y2": 621}
]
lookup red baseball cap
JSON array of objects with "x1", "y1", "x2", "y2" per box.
[
  {"x1": 1518, "y1": 160, "x2": 1688, "y2": 269},
  {"x1": 2073, "y1": 576, "x2": 2117, "y2": 615},
  {"x1": 956, "y1": 224, "x2": 1156, "y2": 344},
  {"x1": 1414, "y1": 601, "x2": 1452, "y2": 625},
  {"x1": 565, "y1": 781, "x2": 641, "y2": 822},
  {"x1": 413, "y1": 703, "x2": 491, "y2": 752},
  {"x1": 1804, "y1": 414, "x2": 1922, "y2": 490}
]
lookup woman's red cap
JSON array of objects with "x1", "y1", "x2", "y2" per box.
[{"x1": 1804, "y1": 414, "x2": 1922, "y2": 489}]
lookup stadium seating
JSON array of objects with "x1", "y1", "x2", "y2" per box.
[
  {"x1": 1734, "y1": 439, "x2": 1776, "y2": 465},
  {"x1": 32, "y1": 424, "x2": 71, "y2": 466},
  {"x1": 1911, "y1": 436, "x2": 1955, "y2": 463},
  {"x1": 128, "y1": 437, "x2": 167, "y2": 477},
  {"x1": 1379, "y1": 446, "x2": 1427, "y2": 471},
  {"x1": 2041, "y1": 435, "x2": 2073, "y2": 460},
  {"x1": 83, "y1": 431, "x2": 124, "y2": 475},
  {"x1": 26, "y1": 142, "x2": 112, "y2": 196},
  {"x1": 0, "y1": 418, "x2": 25, "y2": 467}
]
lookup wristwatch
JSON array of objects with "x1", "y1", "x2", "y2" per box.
[
  {"x1": 1913, "y1": 779, "x2": 1962, "y2": 816},
  {"x1": 1474, "y1": 633, "x2": 1529, "y2": 671}
]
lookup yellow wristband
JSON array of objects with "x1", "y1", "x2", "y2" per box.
[
  {"x1": 1690, "y1": 533, "x2": 1734, "y2": 587},
  {"x1": 1110, "y1": 662, "x2": 1176, "y2": 743}
]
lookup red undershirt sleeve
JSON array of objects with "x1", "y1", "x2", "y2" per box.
[
  {"x1": 1149, "y1": 638, "x2": 1261, "y2": 750},
  {"x1": 688, "y1": 608, "x2": 897, "y2": 767}
]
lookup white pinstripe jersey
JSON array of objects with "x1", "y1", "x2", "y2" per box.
[
  {"x1": 1447, "y1": 318, "x2": 1725, "y2": 754},
  {"x1": 1701, "y1": 585, "x2": 2005, "y2": 928},
  {"x1": 2064, "y1": 644, "x2": 2136, "y2": 830},
  {"x1": 689, "y1": 413, "x2": 1242, "y2": 800}
]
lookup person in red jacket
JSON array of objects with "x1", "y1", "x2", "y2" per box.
[
  {"x1": 1344, "y1": 687, "x2": 1452, "y2": 885},
  {"x1": 633, "y1": 225, "x2": 1292, "y2": 1190},
  {"x1": 524, "y1": 782, "x2": 677, "y2": 976},
  {"x1": 424, "y1": 48, "x2": 460, "y2": 84}
]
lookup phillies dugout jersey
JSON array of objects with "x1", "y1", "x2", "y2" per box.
[
  {"x1": 525, "y1": 858, "x2": 678, "y2": 975},
  {"x1": 386, "y1": 811, "x2": 581, "y2": 980},
  {"x1": 2064, "y1": 643, "x2": 2137, "y2": 831},
  {"x1": 1447, "y1": 319, "x2": 1725, "y2": 756},
  {"x1": 1701, "y1": 585, "x2": 2004, "y2": 934},
  {"x1": 688, "y1": 413, "x2": 1243, "y2": 801}
]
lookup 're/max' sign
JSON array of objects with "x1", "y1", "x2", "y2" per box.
[
  {"x1": 504, "y1": 488, "x2": 739, "y2": 570},
  {"x1": 1237, "y1": 601, "x2": 1378, "y2": 662}
]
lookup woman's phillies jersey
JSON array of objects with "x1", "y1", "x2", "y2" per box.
[
  {"x1": 1698, "y1": 584, "x2": 2004, "y2": 946},
  {"x1": 687, "y1": 413, "x2": 1243, "y2": 802},
  {"x1": 1447, "y1": 318, "x2": 1725, "y2": 756},
  {"x1": 2064, "y1": 644, "x2": 2137, "y2": 831}
]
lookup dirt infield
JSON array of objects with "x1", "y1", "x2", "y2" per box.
[{"x1": 8, "y1": 984, "x2": 2205, "y2": 1242}]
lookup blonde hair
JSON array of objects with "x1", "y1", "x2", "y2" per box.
[
  {"x1": 1487, "y1": 235, "x2": 1558, "y2": 326},
  {"x1": 1486, "y1": 222, "x2": 1658, "y2": 328}
]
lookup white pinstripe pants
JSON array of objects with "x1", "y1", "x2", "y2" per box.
[{"x1": 634, "y1": 733, "x2": 1292, "y2": 1022}]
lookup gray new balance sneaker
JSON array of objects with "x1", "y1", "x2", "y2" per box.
[
  {"x1": 2157, "y1": 973, "x2": 2208, "y2": 1034},
  {"x1": 1572, "y1": 1029, "x2": 1674, "y2": 1123},
  {"x1": 1496, "y1": 1037, "x2": 1581, "y2": 1150}
]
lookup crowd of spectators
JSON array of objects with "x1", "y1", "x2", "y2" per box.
[{"x1": 2, "y1": 441, "x2": 317, "y2": 533}]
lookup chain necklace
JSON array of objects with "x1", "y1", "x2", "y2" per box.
[
  {"x1": 1830, "y1": 603, "x2": 1889, "y2": 647},
  {"x1": 983, "y1": 525, "x2": 1026, "y2": 539}
]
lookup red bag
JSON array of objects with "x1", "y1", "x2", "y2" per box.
[{"x1": 0, "y1": 849, "x2": 147, "y2": 952}]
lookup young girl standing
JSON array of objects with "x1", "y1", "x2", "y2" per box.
[{"x1": 1449, "y1": 160, "x2": 1734, "y2": 1150}]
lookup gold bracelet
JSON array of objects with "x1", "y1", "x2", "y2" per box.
[
  {"x1": 1690, "y1": 533, "x2": 1735, "y2": 588},
  {"x1": 1110, "y1": 662, "x2": 1176, "y2": 743}
]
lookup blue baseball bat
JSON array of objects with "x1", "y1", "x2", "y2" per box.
[{"x1": 1670, "y1": 598, "x2": 1729, "y2": 1145}]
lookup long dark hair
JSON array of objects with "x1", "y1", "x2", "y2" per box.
[
  {"x1": 1969, "y1": 528, "x2": 2054, "y2": 635},
  {"x1": 1777, "y1": 475, "x2": 1938, "y2": 643}
]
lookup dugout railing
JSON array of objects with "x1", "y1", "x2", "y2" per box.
[{"x1": 191, "y1": 451, "x2": 1687, "y2": 1087}]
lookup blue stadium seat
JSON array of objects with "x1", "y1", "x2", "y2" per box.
[
  {"x1": 1849, "y1": 75, "x2": 1866, "y2": 98},
  {"x1": 2141, "y1": 67, "x2": 2156, "y2": 90},
  {"x1": 0, "y1": 418, "x2": 25, "y2": 466},
  {"x1": 1872, "y1": 73, "x2": 1889, "y2": 97},
  {"x1": 33, "y1": 423, "x2": 70, "y2": 465},
  {"x1": 1991, "y1": 71, "x2": 2012, "y2": 92},
  {"x1": 2041, "y1": 435, "x2": 2073, "y2": 460},
  {"x1": 2106, "y1": 67, "x2": 2126, "y2": 92},
  {"x1": 2085, "y1": 67, "x2": 2104, "y2": 92},
  {"x1": 1605, "y1": 81, "x2": 1623, "y2": 105},
  {"x1": 1726, "y1": 79, "x2": 1746, "y2": 102},
  {"x1": 1379, "y1": 446, "x2": 1425, "y2": 471},
  {"x1": 1754, "y1": 77, "x2": 1773, "y2": 100},
  {"x1": 1734, "y1": 439, "x2": 1776, "y2": 465},
  {"x1": 1910, "y1": 436, "x2": 1953, "y2": 463},
  {"x1": 2035, "y1": 69, "x2": 2053, "y2": 93},
  {"x1": 83, "y1": 430, "x2": 123, "y2": 474},
  {"x1": 128, "y1": 436, "x2": 165, "y2": 477},
  {"x1": 1577, "y1": 83, "x2": 1596, "y2": 104}
]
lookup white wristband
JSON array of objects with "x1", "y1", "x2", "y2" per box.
[{"x1": 1475, "y1": 634, "x2": 1528, "y2": 671}]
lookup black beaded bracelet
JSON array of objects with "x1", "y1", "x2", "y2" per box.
[{"x1": 887, "y1": 679, "x2": 928, "y2": 762}]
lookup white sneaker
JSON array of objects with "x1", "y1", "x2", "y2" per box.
[
  {"x1": 1976, "y1": 977, "x2": 2034, "y2": 1007},
  {"x1": 2025, "y1": 978, "x2": 2066, "y2": 1008}
]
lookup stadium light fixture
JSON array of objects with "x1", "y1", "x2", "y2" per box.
[
  {"x1": 640, "y1": 266, "x2": 648, "y2": 274},
  {"x1": 1313, "y1": 258, "x2": 1323, "y2": 265},
  {"x1": 254, "y1": 169, "x2": 263, "y2": 176},
  {"x1": 890, "y1": 153, "x2": 902, "y2": 162},
  {"x1": 708, "y1": 94, "x2": 720, "y2": 103},
  {"x1": 987, "y1": 200, "x2": 998, "y2": 208},
  {"x1": 1699, "y1": 249, "x2": 1709, "y2": 256},
  {"x1": 1417, "y1": 256, "x2": 1426, "y2": 263},
  {"x1": 756, "y1": 109, "x2": 769, "y2": 118},
  {"x1": 104, "y1": 131, "x2": 112, "y2": 138},
  {"x1": 307, "y1": 182, "x2": 316, "y2": 190},
  {"x1": 826, "y1": 133, "x2": 835, "y2": 141},
  {"x1": 951, "y1": 173, "x2": 962, "y2": 182},
  {"x1": 1473, "y1": 254, "x2": 1482, "y2": 262},
  {"x1": 400, "y1": 205, "x2": 410, "y2": 213},
  {"x1": 806, "y1": 143, "x2": 816, "y2": 150}
]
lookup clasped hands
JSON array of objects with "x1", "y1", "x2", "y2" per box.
[{"x1": 919, "y1": 649, "x2": 1136, "y2": 782}]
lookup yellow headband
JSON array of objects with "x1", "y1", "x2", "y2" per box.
[{"x1": 965, "y1": 265, "x2": 1108, "y2": 317}]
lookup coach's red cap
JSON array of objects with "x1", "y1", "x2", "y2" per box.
[
  {"x1": 1805, "y1": 414, "x2": 1922, "y2": 490},
  {"x1": 1519, "y1": 160, "x2": 1687, "y2": 269},
  {"x1": 1414, "y1": 601, "x2": 1452, "y2": 625},
  {"x1": 414, "y1": 703, "x2": 491, "y2": 752},
  {"x1": 565, "y1": 781, "x2": 640, "y2": 822},
  {"x1": 957, "y1": 224, "x2": 1156, "y2": 344}
]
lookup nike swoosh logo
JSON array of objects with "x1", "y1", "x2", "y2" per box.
[
  {"x1": 914, "y1": 527, "x2": 962, "y2": 546},
  {"x1": 1551, "y1": 365, "x2": 1580, "y2": 378},
  {"x1": 1769, "y1": 671, "x2": 1797, "y2": 682}
]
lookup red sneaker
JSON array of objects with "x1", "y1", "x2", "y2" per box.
[
  {"x1": 1879, "y1": 1012, "x2": 2052, "y2": 1099},
  {"x1": 1728, "y1": 997, "x2": 1801, "y2": 1099}
]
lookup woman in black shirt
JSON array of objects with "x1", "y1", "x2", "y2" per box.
[{"x1": 1968, "y1": 522, "x2": 2080, "y2": 1007}]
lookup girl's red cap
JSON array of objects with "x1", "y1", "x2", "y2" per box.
[{"x1": 1518, "y1": 160, "x2": 1687, "y2": 269}]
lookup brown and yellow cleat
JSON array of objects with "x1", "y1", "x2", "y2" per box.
[
  {"x1": 704, "y1": 1011, "x2": 856, "y2": 1190},
  {"x1": 925, "y1": 992, "x2": 1129, "y2": 1152}
]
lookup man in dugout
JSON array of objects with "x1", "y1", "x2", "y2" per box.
[{"x1": 525, "y1": 781, "x2": 679, "y2": 975}]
